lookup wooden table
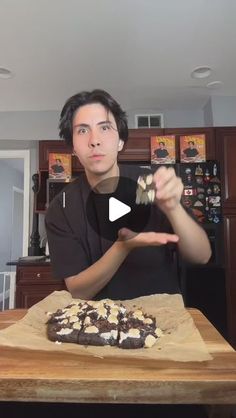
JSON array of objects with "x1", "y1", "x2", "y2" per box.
[{"x1": 0, "y1": 309, "x2": 236, "y2": 416}]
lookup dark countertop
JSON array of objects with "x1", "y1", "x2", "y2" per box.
[{"x1": 6, "y1": 257, "x2": 51, "y2": 266}]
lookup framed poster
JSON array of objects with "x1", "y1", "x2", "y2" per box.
[
  {"x1": 49, "y1": 153, "x2": 72, "y2": 180},
  {"x1": 180, "y1": 134, "x2": 206, "y2": 163},
  {"x1": 151, "y1": 135, "x2": 176, "y2": 164}
]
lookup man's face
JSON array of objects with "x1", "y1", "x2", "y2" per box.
[{"x1": 72, "y1": 103, "x2": 123, "y2": 178}]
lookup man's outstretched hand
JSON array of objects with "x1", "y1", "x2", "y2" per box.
[{"x1": 117, "y1": 227, "x2": 179, "y2": 250}]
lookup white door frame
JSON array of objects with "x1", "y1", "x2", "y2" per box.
[{"x1": 0, "y1": 150, "x2": 30, "y2": 256}]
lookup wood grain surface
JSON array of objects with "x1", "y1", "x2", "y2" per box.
[{"x1": 0, "y1": 308, "x2": 236, "y2": 404}]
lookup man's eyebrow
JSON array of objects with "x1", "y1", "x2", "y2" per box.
[
  {"x1": 97, "y1": 120, "x2": 113, "y2": 126},
  {"x1": 73, "y1": 123, "x2": 90, "y2": 129},
  {"x1": 73, "y1": 121, "x2": 113, "y2": 129}
]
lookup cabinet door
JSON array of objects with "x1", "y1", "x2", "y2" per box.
[
  {"x1": 224, "y1": 216, "x2": 236, "y2": 347},
  {"x1": 119, "y1": 128, "x2": 163, "y2": 162},
  {"x1": 16, "y1": 265, "x2": 67, "y2": 308},
  {"x1": 184, "y1": 266, "x2": 227, "y2": 339},
  {"x1": 17, "y1": 265, "x2": 54, "y2": 283},
  {"x1": 39, "y1": 140, "x2": 83, "y2": 170},
  {"x1": 215, "y1": 128, "x2": 236, "y2": 348},
  {"x1": 39, "y1": 140, "x2": 71, "y2": 169},
  {"x1": 15, "y1": 283, "x2": 66, "y2": 308},
  {"x1": 216, "y1": 128, "x2": 236, "y2": 209}
]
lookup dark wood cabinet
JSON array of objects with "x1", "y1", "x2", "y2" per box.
[
  {"x1": 216, "y1": 127, "x2": 236, "y2": 347},
  {"x1": 223, "y1": 216, "x2": 236, "y2": 344},
  {"x1": 216, "y1": 127, "x2": 236, "y2": 209},
  {"x1": 15, "y1": 264, "x2": 66, "y2": 308},
  {"x1": 121, "y1": 128, "x2": 163, "y2": 162},
  {"x1": 36, "y1": 141, "x2": 84, "y2": 212}
]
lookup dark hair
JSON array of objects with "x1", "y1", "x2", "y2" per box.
[
  {"x1": 56, "y1": 159, "x2": 61, "y2": 163},
  {"x1": 59, "y1": 89, "x2": 128, "y2": 147},
  {"x1": 159, "y1": 141, "x2": 165, "y2": 146},
  {"x1": 188, "y1": 141, "x2": 195, "y2": 146}
]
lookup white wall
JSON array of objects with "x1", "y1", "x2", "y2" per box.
[
  {"x1": 0, "y1": 98, "x2": 235, "y2": 142},
  {"x1": 0, "y1": 111, "x2": 60, "y2": 141},
  {"x1": 126, "y1": 108, "x2": 205, "y2": 128},
  {"x1": 0, "y1": 107, "x2": 205, "y2": 140},
  {"x1": 163, "y1": 109, "x2": 204, "y2": 128},
  {"x1": 203, "y1": 99, "x2": 213, "y2": 127},
  {"x1": 211, "y1": 96, "x2": 236, "y2": 126}
]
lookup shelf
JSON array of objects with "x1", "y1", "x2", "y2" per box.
[{"x1": 36, "y1": 169, "x2": 82, "y2": 212}]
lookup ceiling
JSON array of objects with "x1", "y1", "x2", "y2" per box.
[{"x1": 0, "y1": 0, "x2": 235, "y2": 113}]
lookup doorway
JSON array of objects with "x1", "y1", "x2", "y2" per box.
[
  {"x1": 11, "y1": 186, "x2": 24, "y2": 261},
  {"x1": 0, "y1": 150, "x2": 30, "y2": 260},
  {"x1": 0, "y1": 151, "x2": 30, "y2": 309}
]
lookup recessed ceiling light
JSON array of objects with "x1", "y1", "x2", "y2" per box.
[
  {"x1": 0, "y1": 67, "x2": 13, "y2": 79},
  {"x1": 206, "y1": 81, "x2": 223, "y2": 89},
  {"x1": 191, "y1": 66, "x2": 212, "y2": 79}
]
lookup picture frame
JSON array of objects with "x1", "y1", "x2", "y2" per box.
[
  {"x1": 180, "y1": 134, "x2": 206, "y2": 163},
  {"x1": 151, "y1": 135, "x2": 176, "y2": 164},
  {"x1": 48, "y1": 153, "x2": 72, "y2": 180}
]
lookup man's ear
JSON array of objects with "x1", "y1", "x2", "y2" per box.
[{"x1": 118, "y1": 139, "x2": 124, "y2": 151}]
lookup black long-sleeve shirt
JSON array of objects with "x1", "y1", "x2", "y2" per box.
[{"x1": 45, "y1": 164, "x2": 180, "y2": 300}]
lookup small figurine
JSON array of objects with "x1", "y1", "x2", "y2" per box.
[
  {"x1": 195, "y1": 165, "x2": 203, "y2": 176},
  {"x1": 204, "y1": 168, "x2": 210, "y2": 183},
  {"x1": 213, "y1": 163, "x2": 217, "y2": 176}
]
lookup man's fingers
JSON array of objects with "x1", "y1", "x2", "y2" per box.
[
  {"x1": 137, "y1": 232, "x2": 179, "y2": 245},
  {"x1": 118, "y1": 229, "x2": 179, "y2": 247},
  {"x1": 151, "y1": 233, "x2": 179, "y2": 245},
  {"x1": 153, "y1": 166, "x2": 176, "y2": 189},
  {"x1": 155, "y1": 178, "x2": 183, "y2": 200},
  {"x1": 164, "y1": 233, "x2": 179, "y2": 242}
]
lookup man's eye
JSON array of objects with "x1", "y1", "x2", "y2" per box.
[
  {"x1": 78, "y1": 128, "x2": 88, "y2": 134},
  {"x1": 101, "y1": 124, "x2": 111, "y2": 131}
]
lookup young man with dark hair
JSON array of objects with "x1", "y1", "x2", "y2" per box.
[
  {"x1": 45, "y1": 89, "x2": 211, "y2": 300},
  {"x1": 50, "y1": 158, "x2": 65, "y2": 175},
  {"x1": 183, "y1": 141, "x2": 199, "y2": 158},
  {"x1": 154, "y1": 141, "x2": 169, "y2": 159}
]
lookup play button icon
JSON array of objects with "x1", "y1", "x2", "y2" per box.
[
  {"x1": 86, "y1": 169, "x2": 152, "y2": 242},
  {"x1": 109, "y1": 197, "x2": 131, "y2": 222}
]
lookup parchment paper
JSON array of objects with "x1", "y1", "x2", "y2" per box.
[{"x1": 0, "y1": 291, "x2": 212, "y2": 362}]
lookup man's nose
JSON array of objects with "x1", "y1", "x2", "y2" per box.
[{"x1": 88, "y1": 131, "x2": 101, "y2": 148}]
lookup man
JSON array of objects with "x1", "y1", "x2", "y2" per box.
[
  {"x1": 45, "y1": 89, "x2": 211, "y2": 300},
  {"x1": 50, "y1": 158, "x2": 65, "y2": 177},
  {"x1": 154, "y1": 141, "x2": 169, "y2": 159},
  {"x1": 182, "y1": 141, "x2": 199, "y2": 159}
]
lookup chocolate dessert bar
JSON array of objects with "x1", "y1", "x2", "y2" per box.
[
  {"x1": 46, "y1": 299, "x2": 162, "y2": 349},
  {"x1": 118, "y1": 308, "x2": 160, "y2": 349},
  {"x1": 78, "y1": 299, "x2": 126, "y2": 346}
]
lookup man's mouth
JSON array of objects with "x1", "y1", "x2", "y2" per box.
[{"x1": 89, "y1": 154, "x2": 105, "y2": 159}]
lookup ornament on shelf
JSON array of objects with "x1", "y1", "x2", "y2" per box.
[{"x1": 28, "y1": 173, "x2": 42, "y2": 256}]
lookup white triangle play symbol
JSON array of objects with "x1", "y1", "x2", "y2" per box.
[{"x1": 109, "y1": 197, "x2": 131, "y2": 222}]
